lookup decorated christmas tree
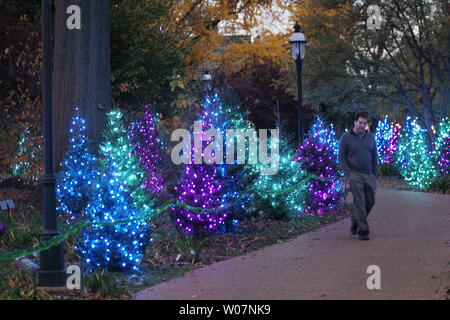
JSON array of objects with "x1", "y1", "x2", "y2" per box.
[
  {"x1": 11, "y1": 123, "x2": 43, "y2": 185},
  {"x1": 384, "y1": 121, "x2": 401, "y2": 164},
  {"x1": 437, "y1": 137, "x2": 450, "y2": 175},
  {"x1": 296, "y1": 136, "x2": 343, "y2": 214},
  {"x1": 253, "y1": 112, "x2": 308, "y2": 219},
  {"x1": 56, "y1": 108, "x2": 97, "y2": 224},
  {"x1": 78, "y1": 110, "x2": 153, "y2": 271},
  {"x1": 434, "y1": 117, "x2": 449, "y2": 175},
  {"x1": 129, "y1": 105, "x2": 164, "y2": 195},
  {"x1": 308, "y1": 115, "x2": 339, "y2": 157},
  {"x1": 375, "y1": 116, "x2": 394, "y2": 164},
  {"x1": 171, "y1": 96, "x2": 228, "y2": 236},
  {"x1": 396, "y1": 117, "x2": 438, "y2": 189},
  {"x1": 214, "y1": 90, "x2": 257, "y2": 230},
  {"x1": 396, "y1": 117, "x2": 415, "y2": 171},
  {"x1": 253, "y1": 142, "x2": 308, "y2": 219}
]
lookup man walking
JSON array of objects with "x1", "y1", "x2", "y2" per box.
[{"x1": 338, "y1": 112, "x2": 378, "y2": 241}]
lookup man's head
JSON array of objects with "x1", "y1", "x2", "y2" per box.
[{"x1": 353, "y1": 111, "x2": 369, "y2": 134}]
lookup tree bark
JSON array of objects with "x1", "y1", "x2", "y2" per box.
[
  {"x1": 439, "y1": 62, "x2": 449, "y2": 119},
  {"x1": 53, "y1": 0, "x2": 111, "y2": 170},
  {"x1": 441, "y1": 85, "x2": 449, "y2": 119}
]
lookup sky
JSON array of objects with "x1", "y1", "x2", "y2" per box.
[{"x1": 218, "y1": 1, "x2": 294, "y2": 39}]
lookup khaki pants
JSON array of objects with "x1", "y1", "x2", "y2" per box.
[{"x1": 349, "y1": 171, "x2": 377, "y2": 233}]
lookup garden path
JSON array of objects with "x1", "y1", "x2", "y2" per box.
[{"x1": 135, "y1": 188, "x2": 450, "y2": 300}]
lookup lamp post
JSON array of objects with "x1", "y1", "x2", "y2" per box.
[
  {"x1": 39, "y1": 0, "x2": 66, "y2": 287},
  {"x1": 202, "y1": 72, "x2": 213, "y2": 98},
  {"x1": 290, "y1": 22, "x2": 306, "y2": 147}
]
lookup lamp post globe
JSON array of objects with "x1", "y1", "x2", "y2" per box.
[
  {"x1": 290, "y1": 23, "x2": 306, "y2": 60},
  {"x1": 290, "y1": 22, "x2": 306, "y2": 146},
  {"x1": 202, "y1": 72, "x2": 213, "y2": 95}
]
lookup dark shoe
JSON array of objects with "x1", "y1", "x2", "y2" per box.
[
  {"x1": 358, "y1": 231, "x2": 370, "y2": 241},
  {"x1": 350, "y1": 220, "x2": 358, "y2": 235}
]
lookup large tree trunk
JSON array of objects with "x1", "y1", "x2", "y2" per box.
[
  {"x1": 440, "y1": 63, "x2": 449, "y2": 119},
  {"x1": 53, "y1": 0, "x2": 111, "y2": 170},
  {"x1": 441, "y1": 85, "x2": 449, "y2": 119}
]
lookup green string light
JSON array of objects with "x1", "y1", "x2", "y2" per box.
[{"x1": 0, "y1": 173, "x2": 338, "y2": 261}]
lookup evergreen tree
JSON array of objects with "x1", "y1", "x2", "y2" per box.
[
  {"x1": 11, "y1": 122, "x2": 43, "y2": 185},
  {"x1": 56, "y1": 108, "x2": 97, "y2": 224},
  {"x1": 214, "y1": 90, "x2": 257, "y2": 231},
  {"x1": 110, "y1": 0, "x2": 191, "y2": 112},
  {"x1": 396, "y1": 117, "x2": 439, "y2": 189},
  {"x1": 434, "y1": 117, "x2": 449, "y2": 175},
  {"x1": 308, "y1": 115, "x2": 339, "y2": 157},
  {"x1": 296, "y1": 137, "x2": 343, "y2": 214},
  {"x1": 396, "y1": 117, "x2": 415, "y2": 172},
  {"x1": 437, "y1": 137, "x2": 450, "y2": 175},
  {"x1": 171, "y1": 97, "x2": 227, "y2": 236},
  {"x1": 385, "y1": 121, "x2": 401, "y2": 164},
  {"x1": 375, "y1": 116, "x2": 394, "y2": 164},
  {"x1": 253, "y1": 113, "x2": 308, "y2": 219},
  {"x1": 78, "y1": 110, "x2": 153, "y2": 272},
  {"x1": 101, "y1": 110, "x2": 152, "y2": 212},
  {"x1": 295, "y1": 117, "x2": 343, "y2": 214},
  {"x1": 129, "y1": 105, "x2": 165, "y2": 195}
]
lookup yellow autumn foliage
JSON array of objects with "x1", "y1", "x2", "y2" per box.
[
  {"x1": 211, "y1": 31, "x2": 291, "y2": 73},
  {"x1": 161, "y1": 0, "x2": 282, "y2": 81}
]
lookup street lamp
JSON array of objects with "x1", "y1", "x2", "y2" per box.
[
  {"x1": 202, "y1": 72, "x2": 213, "y2": 97},
  {"x1": 290, "y1": 22, "x2": 306, "y2": 146},
  {"x1": 39, "y1": 0, "x2": 66, "y2": 288}
]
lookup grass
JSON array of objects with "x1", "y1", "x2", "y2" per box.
[
  {"x1": 0, "y1": 189, "x2": 53, "y2": 299},
  {"x1": 378, "y1": 163, "x2": 449, "y2": 195},
  {"x1": 377, "y1": 176, "x2": 450, "y2": 194},
  {"x1": 0, "y1": 260, "x2": 54, "y2": 300},
  {"x1": 0, "y1": 187, "x2": 352, "y2": 300}
]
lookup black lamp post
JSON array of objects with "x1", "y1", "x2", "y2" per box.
[
  {"x1": 39, "y1": 0, "x2": 66, "y2": 287},
  {"x1": 290, "y1": 22, "x2": 306, "y2": 147},
  {"x1": 202, "y1": 72, "x2": 213, "y2": 97}
]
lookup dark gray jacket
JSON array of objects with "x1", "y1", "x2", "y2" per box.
[{"x1": 338, "y1": 130, "x2": 378, "y2": 178}]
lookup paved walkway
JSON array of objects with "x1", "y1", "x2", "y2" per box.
[{"x1": 135, "y1": 188, "x2": 450, "y2": 300}]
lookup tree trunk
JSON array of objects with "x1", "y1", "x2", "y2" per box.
[
  {"x1": 423, "y1": 105, "x2": 435, "y2": 143},
  {"x1": 440, "y1": 62, "x2": 449, "y2": 119},
  {"x1": 441, "y1": 85, "x2": 449, "y2": 120},
  {"x1": 53, "y1": 0, "x2": 111, "y2": 170}
]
